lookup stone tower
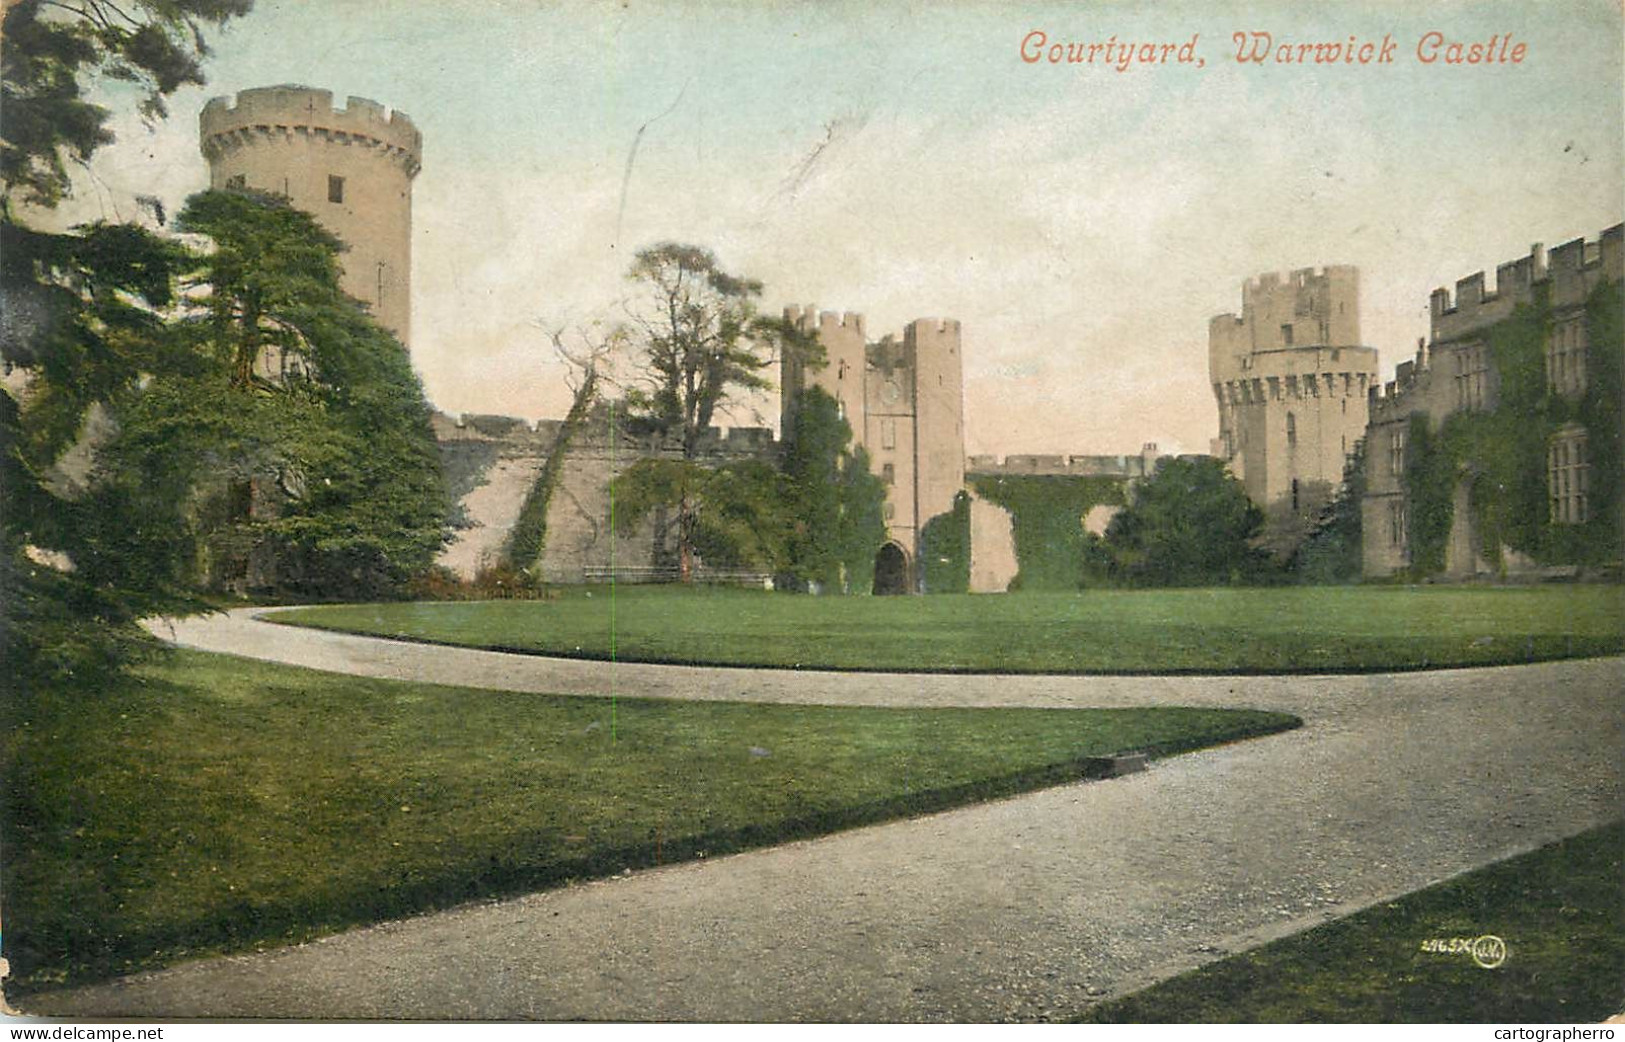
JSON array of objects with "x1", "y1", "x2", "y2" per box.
[
  {"x1": 782, "y1": 306, "x2": 967, "y2": 592},
  {"x1": 1209, "y1": 267, "x2": 1378, "y2": 532},
  {"x1": 200, "y1": 85, "x2": 422, "y2": 344}
]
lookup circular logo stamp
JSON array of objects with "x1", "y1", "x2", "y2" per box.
[{"x1": 1471, "y1": 934, "x2": 1508, "y2": 969}]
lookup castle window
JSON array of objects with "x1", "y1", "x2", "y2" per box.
[
  {"x1": 1285, "y1": 412, "x2": 1297, "y2": 448},
  {"x1": 227, "y1": 174, "x2": 246, "y2": 190},
  {"x1": 328, "y1": 175, "x2": 345, "y2": 204},
  {"x1": 881, "y1": 463, "x2": 895, "y2": 485},
  {"x1": 1389, "y1": 500, "x2": 1406, "y2": 547},
  {"x1": 1291, "y1": 478, "x2": 1300, "y2": 512},
  {"x1": 1280, "y1": 324, "x2": 1294, "y2": 346},
  {"x1": 1548, "y1": 426, "x2": 1589, "y2": 524},
  {"x1": 1546, "y1": 316, "x2": 1587, "y2": 398},
  {"x1": 883, "y1": 502, "x2": 895, "y2": 521},
  {"x1": 1389, "y1": 428, "x2": 1406, "y2": 478},
  {"x1": 1454, "y1": 343, "x2": 1489, "y2": 412},
  {"x1": 881, "y1": 418, "x2": 897, "y2": 450}
]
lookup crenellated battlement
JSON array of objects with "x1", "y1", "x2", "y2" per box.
[
  {"x1": 783, "y1": 304, "x2": 866, "y2": 337},
  {"x1": 1240, "y1": 264, "x2": 1358, "y2": 299},
  {"x1": 201, "y1": 85, "x2": 421, "y2": 175},
  {"x1": 965, "y1": 445, "x2": 1163, "y2": 480},
  {"x1": 1430, "y1": 224, "x2": 1621, "y2": 342},
  {"x1": 432, "y1": 408, "x2": 777, "y2": 458},
  {"x1": 907, "y1": 317, "x2": 961, "y2": 336}
]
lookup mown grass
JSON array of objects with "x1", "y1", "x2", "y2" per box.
[
  {"x1": 0, "y1": 648, "x2": 1297, "y2": 995},
  {"x1": 269, "y1": 585, "x2": 1625, "y2": 674},
  {"x1": 1080, "y1": 821, "x2": 1625, "y2": 1023}
]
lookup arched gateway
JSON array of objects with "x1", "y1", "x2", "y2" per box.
[{"x1": 872, "y1": 542, "x2": 910, "y2": 595}]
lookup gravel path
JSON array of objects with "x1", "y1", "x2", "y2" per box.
[{"x1": 19, "y1": 610, "x2": 1625, "y2": 1021}]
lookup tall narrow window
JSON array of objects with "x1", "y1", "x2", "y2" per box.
[
  {"x1": 881, "y1": 418, "x2": 897, "y2": 450},
  {"x1": 328, "y1": 175, "x2": 345, "y2": 204},
  {"x1": 1281, "y1": 324, "x2": 1294, "y2": 346},
  {"x1": 1548, "y1": 426, "x2": 1590, "y2": 524},
  {"x1": 1285, "y1": 412, "x2": 1297, "y2": 448},
  {"x1": 1546, "y1": 316, "x2": 1588, "y2": 398},
  {"x1": 880, "y1": 463, "x2": 895, "y2": 486}
]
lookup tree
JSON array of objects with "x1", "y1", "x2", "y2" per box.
[
  {"x1": 835, "y1": 445, "x2": 889, "y2": 594},
  {"x1": 505, "y1": 324, "x2": 617, "y2": 577},
  {"x1": 1291, "y1": 439, "x2": 1367, "y2": 584},
  {"x1": 609, "y1": 457, "x2": 789, "y2": 575},
  {"x1": 1105, "y1": 456, "x2": 1268, "y2": 587},
  {"x1": 2, "y1": 0, "x2": 253, "y2": 207},
  {"x1": 781, "y1": 386, "x2": 887, "y2": 592},
  {"x1": 919, "y1": 491, "x2": 971, "y2": 594},
  {"x1": 617, "y1": 242, "x2": 782, "y2": 579},
  {"x1": 105, "y1": 189, "x2": 449, "y2": 598},
  {"x1": 2, "y1": 0, "x2": 251, "y2": 688}
]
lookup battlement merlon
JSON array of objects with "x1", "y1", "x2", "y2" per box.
[
  {"x1": 201, "y1": 86, "x2": 422, "y2": 168},
  {"x1": 782, "y1": 305, "x2": 866, "y2": 338},
  {"x1": 906, "y1": 318, "x2": 962, "y2": 337}
]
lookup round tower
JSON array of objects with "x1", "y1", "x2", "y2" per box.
[{"x1": 200, "y1": 85, "x2": 422, "y2": 345}]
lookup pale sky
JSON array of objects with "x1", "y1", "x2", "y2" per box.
[{"x1": 53, "y1": 0, "x2": 1625, "y2": 456}]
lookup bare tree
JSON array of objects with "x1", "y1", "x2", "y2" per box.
[{"x1": 504, "y1": 322, "x2": 621, "y2": 575}]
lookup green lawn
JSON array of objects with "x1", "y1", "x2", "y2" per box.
[
  {"x1": 0, "y1": 648, "x2": 1296, "y2": 994},
  {"x1": 268, "y1": 585, "x2": 1625, "y2": 673},
  {"x1": 1080, "y1": 821, "x2": 1625, "y2": 1023}
]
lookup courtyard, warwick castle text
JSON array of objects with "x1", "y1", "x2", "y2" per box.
[{"x1": 1018, "y1": 30, "x2": 1527, "y2": 70}]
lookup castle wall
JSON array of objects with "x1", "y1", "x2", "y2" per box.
[
  {"x1": 434, "y1": 411, "x2": 777, "y2": 582},
  {"x1": 962, "y1": 447, "x2": 1169, "y2": 592},
  {"x1": 201, "y1": 86, "x2": 421, "y2": 344},
  {"x1": 967, "y1": 494, "x2": 1018, "y2": 593}
]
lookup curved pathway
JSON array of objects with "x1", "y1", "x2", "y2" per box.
[{"x1": 22, "y1": 610, "x2": 1625, "y2": 1021}]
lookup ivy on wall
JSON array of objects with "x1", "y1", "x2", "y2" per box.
[
  {"x1": 506, "y1": 369, "x2": 599, "y2": 573},
  {"x1": 1403, "y1": 280, "x2": 1622, "y2": 576},
  {"x1": 968, "y1": 474, "x2": 1126, "y2": 591},
  {"x1": 919, "y1": 491, "x2": 971, "y2": 593},
  {"x1": 1403, "y1": 413, "x2": 1454, "y2": 575}
]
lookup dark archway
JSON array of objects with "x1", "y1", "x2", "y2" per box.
[{"x1": 873, "y1": 542, "x2": 910, "y2": 595}]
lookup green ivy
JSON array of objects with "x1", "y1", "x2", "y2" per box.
[
  {"x1": 506, "y1": 369, "x2": 598, "y2": 574},
  {"x1": 969, "y1": 474, "x2": 1125, "y2": 591},
  {"x1": 1403, "y1": 280, "x2": 1622, "y2": 576},
  {"x1": 919, "y1": 491, "x2": 970, "y2": 593}
]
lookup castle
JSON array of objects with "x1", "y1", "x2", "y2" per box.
[
  {"x1": 200, "y1": 85, "x2": 1039, "y2": 592},
  {"x1": 203, "y1": 84, "x2": 1618, "y2": 590},
  {"x1": 1208, "y1": 266, "x2": 1379, "y2": 552},
  {"x1": 188, "y1": 84, "x2": 1296, "y2": 592}
]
